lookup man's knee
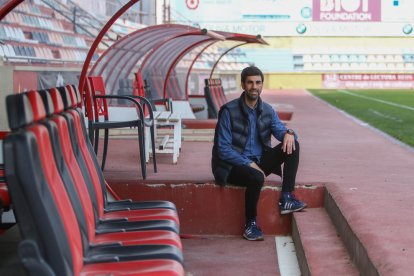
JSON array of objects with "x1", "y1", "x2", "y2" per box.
[
  {"x1": 284, "y1": 140, "x2": 300, "y2": 159},
  {"x1": 247, "y1": 171, "x2": 265, "y2": 188}
]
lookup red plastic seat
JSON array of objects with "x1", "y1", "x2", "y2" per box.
[
  {"x1": 0, "y1": 164, "x2": 10, "y2": 209},
  {"x1": 53, "y1": 87, "x2": 180, "y2": 222},
  {"x1": 204, "y1": 78, "x2": 228, "y2": 118},
  {"x1": 4, "y1": 92, "x2": 184, "y2": 275},
  {"x1": 86, "y1": 76, "x2": 157, "y2": 178},
  {"x1": 67, "y1": 84, "x2": 177, "y2": 212},
  {"x1": 135, "y1": 72, "x2": 172, "y2": 111},
  {"x1": 29, "y1": 90, "x2": 181, "y2": 238}
]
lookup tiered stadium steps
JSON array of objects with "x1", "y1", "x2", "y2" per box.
[{"x1": 292, "y1": 206, "x2": 358, "y2": 276}]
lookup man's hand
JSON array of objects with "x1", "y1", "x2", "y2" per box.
[
  {"x1": 282, "y1": 133, "x2": 296, "y2": 155},
  {"x1": 249, "y1": 162, "x2": 265, "y2": 176}
]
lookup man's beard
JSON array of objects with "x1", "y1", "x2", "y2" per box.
[{"x1": 245, "y1": 89, "x2": 261, "y2": 101}]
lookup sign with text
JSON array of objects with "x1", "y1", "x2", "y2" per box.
[
  {"x1": 313, "y1": 0, "x2": 381, "y2": 22},
  {"x1": 168, "y1": 0, "x2": 414, "y2": 36},
  {"x1": 323, "y1": 74, "x2": 414, "y2": 89},
  {"x1": 171, "y1": 0, "x2": 312, "y2": 23}
]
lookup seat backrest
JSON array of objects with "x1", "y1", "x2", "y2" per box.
[
  {"x1": 82, "y1": 78, "x2": 95, "y2": 122},
  {"x1": 64, "y1": 85, "x2": 109, "y2": 209},
  {"x1": 87, "y1": 76, "x2": 109, "y2": 121},
  {"x1": 143, "y1": 79, "x2": 172, "y2": 112},
  {"x1": 57, "y1": 87, "x2": 103, "y2": 212},
  {"x1": 4, "y1": 92, "x2": 85, "y2": 275},
  {"x1": 0, "y1": 164, "x2": 10, "y2": 211},
  {"x1": 204, "y1": 78, "x2": 228, "y2": 118},
  {"x1": 30, "y1": 89, "x2": 92, "y2": 248},
  {"x1": 134, "y1": 72, "x2": 146, "y2": 98},
  {"x1": 45, "y1": 89, "x2": 100, "y2": 242}
]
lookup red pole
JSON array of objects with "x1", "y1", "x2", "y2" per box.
[
  {"x1": 78, "y1": 0, "x2": 140, "y2": 93},
  {"x1": 185, "y1": 41, "x2": 217, "y2": 98},
  {"x1": 0, "y1": 0, "x2": 23, "y2": 21}
]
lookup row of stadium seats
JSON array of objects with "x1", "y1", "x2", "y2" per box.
[
  {"x1": 0, "y1": 25, "x2": 88, "y2": 48},
  {"x1": 402, "y1": 54, "x2": 414, "y2": 62},
  {"x1": 179, "y1": 60, "x2": 250, "y2": 71},
  {"x1": 4, "y1": 86, "x2": 184, "y2": 275},
  {"x1": 0, "y1": 25, "x2": 36, "y2": 43},
  {"x1": 185, "y1": 47, "x2": 251, "y2": 71},
  {"x1": 13, "y1": 2, "x2": 44, "y2": 17},
  {"x1": 200, "y1": 52, "x2": 249, "y2": 63},
  {"x1": 4, "y1": 12, "x2": 67, "y2": 32},
  {"x1": 0, "y1": 44, "x2": 87, "y2": 61},
  {"x1": 33, "y1": 30, "x2": 88, "y2": 48}
]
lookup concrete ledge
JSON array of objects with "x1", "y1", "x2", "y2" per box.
[
  {"x1": 324, "y1": 186, "x2": 379, "y2": 276},
  {"x1": 108, "y1": 181, "x2": 325, "y2": 235},
  {"x1": 182, "y1": 119, "x2": 217, "y2": 129},
  {"x1": 292, "y1": 216, "x2": 311, "y2": 276}
]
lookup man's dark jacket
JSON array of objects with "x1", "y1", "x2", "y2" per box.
[{"x1": 211, "y1": 92, "x2": 279, "y2": 186}]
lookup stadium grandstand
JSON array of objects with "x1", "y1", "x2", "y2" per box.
[{"x1": 1, "y1": 0, "x2": 414, "y2": 275}]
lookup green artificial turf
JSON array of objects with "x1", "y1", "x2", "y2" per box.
[{"x1": 308, "y1": 89, "x2": 414, "y2": 147}]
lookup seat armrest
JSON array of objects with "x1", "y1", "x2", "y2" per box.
[{"x1": 94, "y1": 95, "x2": 145, "y2": 120}]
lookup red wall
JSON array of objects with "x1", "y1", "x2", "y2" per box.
[{"x1": 13, "y1": 71, "x2": 38, "y2": 92}]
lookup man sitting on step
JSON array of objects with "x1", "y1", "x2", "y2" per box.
[{"x1": 211, "y1": 66, "x2": 307, "y2": 241}]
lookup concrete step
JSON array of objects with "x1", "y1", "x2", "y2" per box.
[
  {"x1": 292, "y1": 208, "x2": 358, "y2": 276},
  {"x1": 324, "y1": 187, "x2": 378, "y2": 276},
  {"x1": 109, "y1": 181, "x2": 325, "y2": 236}
]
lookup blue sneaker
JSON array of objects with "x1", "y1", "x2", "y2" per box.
[
  {"x1": 279, "y1": 192, "x2": 307, "y2": 215},
  {"x1": 243, "y1": 219, "x2": 264, "y2": 241}
]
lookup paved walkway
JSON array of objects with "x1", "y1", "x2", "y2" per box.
[
  {"x1": 263, "y1": 89, "x2": 414, "y2": 275},
  {"x1": 102, "y1": 88, "x2": 414, "y2": 275}
]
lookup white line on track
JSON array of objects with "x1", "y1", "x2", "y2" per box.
[
  {"x1": 275, "y1": 236, "x2": 301, "y2": 276},
  {"x1": 338, "y1": 90, "x2": 414, "y2": 112}
]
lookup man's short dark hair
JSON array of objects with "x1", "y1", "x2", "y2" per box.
[{"x1": 241, "y1": 66, "x2": 264, "y2": 83}]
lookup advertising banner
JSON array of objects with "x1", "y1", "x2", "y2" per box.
[
  {"x1": 313, "y1": 0, "x2": 381, "y2": 22},
  {"x1": 169, "y1": 0, "x2": 414, "y2": 36},
  {"x1": 323, "y1": 74, "x2": 414, "y2": 89},
  {"x1": 171, "y1": 0, "x2": 313, "y2": 25}
]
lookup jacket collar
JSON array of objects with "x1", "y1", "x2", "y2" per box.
[{"x1": 238, "y1": 91, "x2": 263, "y2": 117}]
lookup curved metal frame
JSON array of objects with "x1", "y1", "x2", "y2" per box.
[
  {"x1": 139, "y1": 31, "x2": 205, "y2": 73},
  {"x1": 2, "y1": 1, "x2": 268, "y2": 101},
  {"x1": 89, "y1": 24, "x2": 162, "y2": 76},
  {"x1": 0, "y1": 0, "x2": 23, "y2": 20},
  {"x1": 209, "y1": 42, "x2": 248, "y2": 79},
  {"x1": 122, "y1": 30, "x2": 206, "y2": 95},
  {"x1": 105, "y1": 28, "x2": 183, "y2": 94},
  {"x1": 78, "y1": 0, "x2": 140, "y2": 93},
  {"x1": 90, "y1": 26, "x2": 226, "y2": 99},
  {"x1": 163, "y1": 38, "x2": 216, "y2": 99},
  {"x1": 90, "y1": 25, "x2": 205, "y2": 94},
  {"x1": 185, "y1": 40, "x2": 218, "y2": 97},
  {"x1": 81, "y1": 9, "x2": 267, "y2": 100},
  {"x1": 90, "y1": 24, "x2": 191, "y2": 77},
  {"x1": 142, "y1": 36, "x2": 207, "y2": 99}
]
